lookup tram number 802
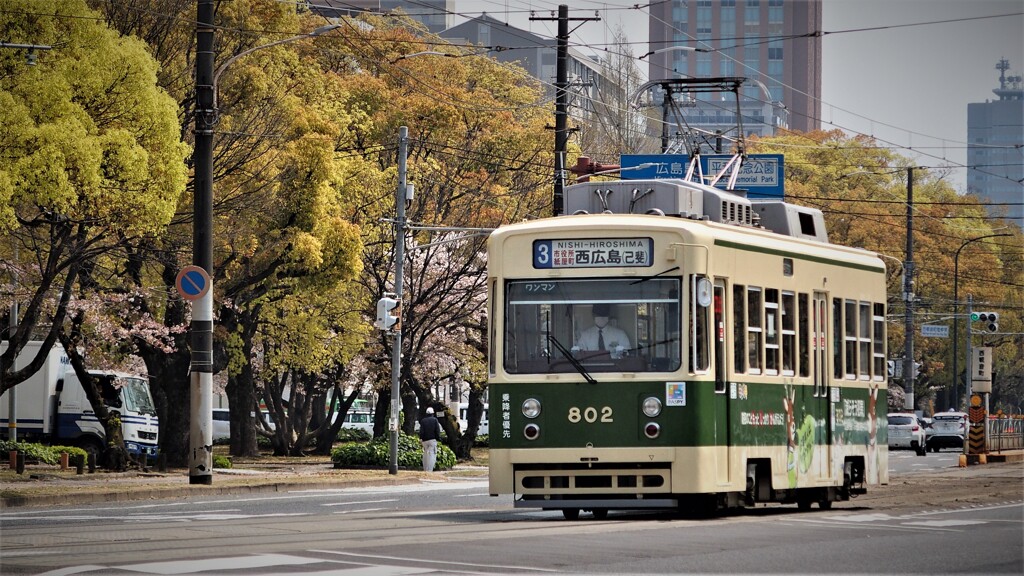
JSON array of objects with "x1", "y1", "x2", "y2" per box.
[{"x1": 568, "y1": 406, "x2": 614, "y2": 423}]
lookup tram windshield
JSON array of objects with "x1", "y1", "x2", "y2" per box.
[{"x1": 503, "y1": 278, "x2": 682, "y2": 374}]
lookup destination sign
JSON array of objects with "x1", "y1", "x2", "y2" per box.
[
  {"x1": 533, "y1": 238, "x2": 654, "y2": 269},
  {"x1": 619, "y1": 154, "x2": 786, "y2": 199}
]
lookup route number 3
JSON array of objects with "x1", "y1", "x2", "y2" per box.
[{"x1": 568, "y1": 406, "x2": 613, "y2": 423}]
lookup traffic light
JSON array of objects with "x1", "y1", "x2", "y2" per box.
[
  {"x1": 374, "y1": 296, "x2": 401, "y2": 331},
  {"x1": 971, "y1": 311, "x2": 999, "y2": 333}
]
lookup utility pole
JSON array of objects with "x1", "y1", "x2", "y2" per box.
[
  {"x1": 964, "y1": 294, "x2": 973, "y2": 455},
  {"x1": 531, "y1": 5, "x2": 599, "y2": 216},
  {"x1": 6, "y1": 247, "x2": 17, "y2": 442},
  {"x1": 389, "y1": 127, "x2": 409, "y2": 475},
  {"x1": 902, "y1": 167, "x2": 915, "y2": 412},
  {"x1": 190, "y1": 0, "x2": 216, "y2": 485}
]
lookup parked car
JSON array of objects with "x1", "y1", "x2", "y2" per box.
[
  {"x1": 927, "y1": 411, "x2": 968, "y2": 452},
  {"x1": 341, "y1": 411, "x2": 374, "y2": 434},
  {"x1": 457, "y1": 402, "x2": 489, "y2": 435},
  {"x1": 212, "y1": 408, "x2": 231, "y2": 440},
  {"x1": 887, "y1": 412, "x2": 926, "y2": 456},
  {"x1": 211, "y1": 408, "x2": 275, "y2": 440}
]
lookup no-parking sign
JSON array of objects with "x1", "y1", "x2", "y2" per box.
[{"x1": 176, "y1": 265, "x2": 211, "y2": 301}]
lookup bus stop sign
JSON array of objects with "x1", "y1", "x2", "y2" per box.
[{"x1": 176, "y1": 265, "x2": 211, "y2": 301}]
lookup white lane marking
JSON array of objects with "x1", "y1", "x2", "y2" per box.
[
  {"x1": 310, "y1": 549, "x2": 561, "y2": 572},
  {"x1": 124, "y1": 512, "x2": 308, "y2": 523},
  {"x1": 903, "y1": 520, "x2": 988, "y2": 527},
  {"x1": 38, "y1": 566, "x2": 110, "y2": 576},
  {"x1": 117, "y1": 553, "x2": 323, "y2": 575},
  {"x1": 333, "y1": 508, "x2": 389, "y2": 514},
  {"x1": 322, "y1": 499, "x2": 398, "y2": 507}
]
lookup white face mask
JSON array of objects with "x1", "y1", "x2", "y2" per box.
[{"x1": 594, "y1": 316, "x2": 609, "y2": 328}]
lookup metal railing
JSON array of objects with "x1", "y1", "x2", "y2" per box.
[{"x1": 988, "y1": 415, "x2": 1024, "y2": 452}]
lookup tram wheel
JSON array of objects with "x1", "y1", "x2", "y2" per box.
[
  {"x1": 562, "y1": 508, "x2": 580, "y2": 520},
  {"x1": 818, "y1": 500, "x2": 833, "y2": 510},
  {"x1": 797, "y1": 498, "x2": 813, "y2": 511},
  {"x1": 591, "y1": 508, "x2": 608, "y2": 520}
]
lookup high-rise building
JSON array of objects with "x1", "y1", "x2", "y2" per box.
[
  {"x1": 967, "y1": 59, "x2": 1024, "y2": 229},
  {"x1": 647, "y1": 0, "x2": 821, "y2": 143}
]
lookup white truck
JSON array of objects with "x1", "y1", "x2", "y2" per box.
[{"x1": 0, "y1": 341, "x2": 159, "y2": 460}]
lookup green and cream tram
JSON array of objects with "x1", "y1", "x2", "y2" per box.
[{"x1": 487, "y1": 179, "x2": 888, "y2": 519}]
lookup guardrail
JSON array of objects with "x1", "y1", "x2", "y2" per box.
[{"x1": 988, "y1": 415, "x2": 1024, "y2": 452}]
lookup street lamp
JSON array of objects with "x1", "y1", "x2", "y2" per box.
[
  {"x1": 213, "y1": 24, "x2": 341, "y2": 110},
  {"x1": 638, "y1": 46, "x2": 702, "y2": 60},
  {"x1": 952, "y1": 233, "x2": 1010, "y2": 410},
  {"x1": 189, "y1": 7, "x2": 339, "y2": 484},
  {"x1": 0, "y1": 42, "x2": 52, "y2": 65}
]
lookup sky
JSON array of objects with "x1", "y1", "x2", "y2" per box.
[{"x1": 451, "y1": 0, "x2": 1024, "y2": 192}]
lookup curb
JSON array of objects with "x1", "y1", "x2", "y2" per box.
[{"x1": 0, "y1": 475, "x2": 426, "y2": 509}]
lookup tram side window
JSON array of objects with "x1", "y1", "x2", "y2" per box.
[
  {"x1": 798, "y1": 293, "x2": 809, "y2": 377},
  {"x1": 858, "y1": 301, "x2": 872, "y2": 379},
  {"x1": 832, "y1": 298, "x2": 843, "y2": 379},
  {"x1": 873, "y1": 302, "x2": 886, "y2": 381},
  {"x1": 733, "y1": 284, "x2": 746, "y2": 373},
  {"x1": 764, "y1": 289, "x2": 780, "y2": 375},
  {"x1": 844, "y1": 299, "x2": 857, "y2": 379},
  {"x1": 747, "y1": 287, "x2": 763, "y2": 374},
  {"x1": 781, "y1": 291, "x2": 796, "y2": 376}
]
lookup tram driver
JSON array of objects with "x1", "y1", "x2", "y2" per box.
[{"x1": 574, "y1": 303, "x2": 631, "y2": 357}]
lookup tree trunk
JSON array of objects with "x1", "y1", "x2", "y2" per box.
[
  {"x1": 310, "y1": 383, "x2": 356, "y2": 456},
  {"x1": 59, "y1": 330, "x2": 133, "y2": 471},
  {"x1": 138, "y1": 340, "x2": 193, "y2": 468}
]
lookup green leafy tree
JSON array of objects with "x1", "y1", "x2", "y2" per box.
[{"x1": 0, "y1": 0, "x2": 188, "y2": 468}]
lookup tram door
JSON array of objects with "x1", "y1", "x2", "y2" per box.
[
  {"x1": 813, "y1": 291, "x2": 833, "y2": 479},
  {"x1": 714, "y1": 280, "x2": 729, "y2": 485}
]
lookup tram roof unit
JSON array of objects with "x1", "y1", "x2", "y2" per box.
[
  {"x1": 563, "y1": 179, "x2": 829, "y2": 244},
  {"x1": 491, "y1": 210, "x2": 886, "y2": 277}
]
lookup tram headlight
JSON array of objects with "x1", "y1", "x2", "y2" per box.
[
  {"x1": 524, "y1": 423, "x2": 541, "y2": 440},
  {"x1": 522, "y1": 398, "x2": 541, "y2": 419},
  {"x1": 644, "y1": 422, "x2": 660, "y2": 439},
  {"x1": 642, "y1": 396, "x2": 663, "y2": 418}
]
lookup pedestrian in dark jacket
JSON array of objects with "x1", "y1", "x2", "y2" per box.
[{"x1": 419, "y1": 407, "x2": 442, "y2": 471}]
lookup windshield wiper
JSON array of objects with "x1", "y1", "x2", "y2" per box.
[
  {"x1": 629, "y1": 265, "x2": 680, "y2": 285},
  {"x1": 547, "y1": 336, "x2": 596, "y2": 384}
]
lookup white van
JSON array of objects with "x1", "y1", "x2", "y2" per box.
[
  {"x1": 457, "y1": 403, "x2": 489, "y2": 435},
  {"x1": 211, "y1": 408, "x2": 275, "y2": 440},
  {"x1": 341, "y1": 411, "x2": 374, "y2": 434}
]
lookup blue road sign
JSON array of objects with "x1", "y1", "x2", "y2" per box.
[
  {"x1": 619, "y1": 154, "x2": 785, "y2": 199},
  {"x1": 176, "y1": 265, "x2": 211, "y2": 301}
]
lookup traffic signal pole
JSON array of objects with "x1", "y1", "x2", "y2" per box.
[
  {"x1": 902, "y1": 167, "x2": 915, "y2": 412},
  {"x1": 389, "y1": 127, "x2": 408, "y2": 475}
]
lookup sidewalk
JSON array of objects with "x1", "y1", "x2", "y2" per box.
[{"x1": 0, "y1": 459, "x2": 488, "y2": 509}]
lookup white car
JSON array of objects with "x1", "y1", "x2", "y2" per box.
[
  {"x1": 341, "y1": 411, "x2": 374, "y2": 434},
  {"x1": 211, "y1": 408, "x2": 275, "y2": 440},
  {"x1": 927, "y1": 411, "x2": 967, "y2": 452},
  {"x1": 457, "y1": 403, "x2": 489, "y2": 435},
  {"x1": 887, "y1": 413, "x2": 926, "y2": 456}
]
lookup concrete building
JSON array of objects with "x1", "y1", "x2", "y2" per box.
[
  {"x1": 646, "y1": 0, "x2": 822, "y2": 142},
  {"x1": 440, "y1": 14, "x2": 623, "y2": 118},
  {"x1": 307, "y1": 1, "x2": 453, "y2": 34},
  {"x1": 967, "y1": 59, "x2": 1024, "y2": 228}
]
